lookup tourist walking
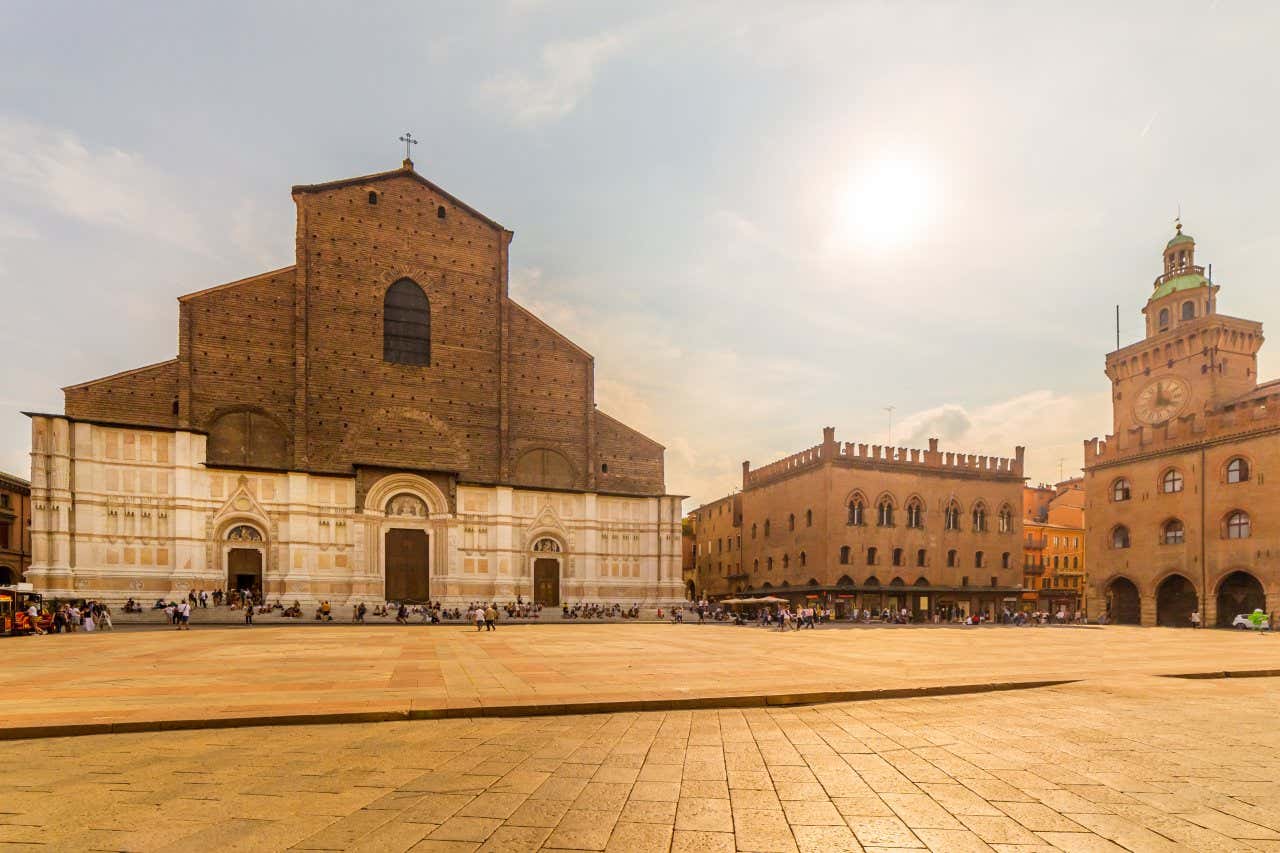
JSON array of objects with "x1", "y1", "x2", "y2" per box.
[
  {"x1": 485, "y1": 604, "x2": 497, "y2": 631},
  {"x1": 178, "y1": 599, "x2": 191, "y2": 630},
  {"x1": 244, "y1": 603, "x2": 254, "y2": 625},
  {"x1": 1190, "y1": 610, "x2": 1201, "y2": 629},
  {"x1": 474, "y1": 606, "x2": 485, "y2": 631}
]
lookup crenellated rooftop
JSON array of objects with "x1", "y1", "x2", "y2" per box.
[
  {"x1": 742, "y1": 428, "x2": 1025, "y2": 490},
  {"x1": 1085, "y1": 390, "x2": 1280, "y2": 466}
]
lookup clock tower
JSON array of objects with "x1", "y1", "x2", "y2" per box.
[{"x1": 1105, "y1": 223, "x2": 1263, "y2": 437}]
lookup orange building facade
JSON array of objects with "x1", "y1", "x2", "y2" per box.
[
  {"x1": 1085, "y1": 225, "x2": 1279, "y2": 626},
  {"x1": 690, "y1": 428, "x2": 1026, "y2": 619},
  {"x1": 1021, "y1": 480, "x2": 1086, "y2": 615}
]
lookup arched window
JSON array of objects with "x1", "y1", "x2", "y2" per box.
[
  {"x1": 805, "y1": 509, "x2": 813, "y2": 527},
  {"x1": 1001, "y1": 552, "x2": 1010, "y2": 569},
  {"x1": 1112, "y1": 525, "x2": 1130, "y2": 549},
  {"x1": 975, "y1": 551, "x2": 985, "y2": 568},
  {"x1": 848, "y1": 496, "x2": 865, "y2": 526},
  {"x1": 207, "y1": 410, "x2": 290, "y2": 468},
  {"x1": 1052, "y1": 555, "x2": 1058, "y2": 569},
  {"x1": 782, "y1": 554, "x2": 790, "y2": 570},
  {"x1": 367, "y1": 190, "x2": 378, "y2": 205},
  {"x1": 1158, "y1": 307, "x2": 1170, "y2": 328},
  {"x1": 944, "y1": 502, "x2": 961, "y2": 531},
  {"x1": 877, "y1": 497, "x2": 894, "y2": 527},
  {"x1": 1073, "y1": 556, "x2": 1079, "y2": 568},
  {"x1": 788, "y1": 513, "x2": 795, "y2": 531},
  {"x1": 1226, "y1": 510, "x2": 1251, "y2": 540},
  {"x1": 751, "y1": 523, "x2": 757, "y2": 539},
  {"x1": 1181, "y1": 301, "x2": 1195, "y2": 321},
  {"x1": 766, "y1": 557, "x2": 773, "y2": 570},
  {"x1": 799, "y1": 551, "x2": 807, "y2": 567},
  {"x1": 916, "y1": 549, "x2": 926, "y2": 567},
  {"x1": 892, "y1": 548, "x2": 903, "y2": 566},
  {"x1": 906, "y1": 498, "x2": 923, "y2": 529},
  {"x1": 1162, "y1": 469, "x2": 1184, "y2": 494},
  {"x1": 866, "y1": 547, "x2": 878, "y2": 566},
  {"x1": 839, "y1": 546, "x2": 851, "y2": 565},
  {"x1": 764, "y1": 520, "x2": 771, "y2": 537},
  {"x1": 1227, "y1": 457, "x2": 1250, "y2": 484},
  {"x1": 997, "y1": 505, "x2": 1012, "y2": 533},
  {"x1": 1112, "y1": 478, "x2": 1131, "y2": 502},
  {"x1": 946, "y1": 549, "x2": 957, "y2": 567},
  {"x1": 972, "y1": 503, "x2": 987, "y2": 532},
  {"x1": 226, "y1": 524, "x2": 263, "y2": 541},
  {"x1": 383, "y1": 278, "x2": 431, "y2": 365},
  {"x1": 1163, "y1": 519, "x2": 1184, "y2": 545}
]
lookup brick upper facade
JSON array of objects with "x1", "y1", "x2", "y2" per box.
[{"x1": 61, "y1": 161, "x2": 665, "y2": 500}]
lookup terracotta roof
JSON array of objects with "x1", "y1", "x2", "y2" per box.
[{"x1": 0, "y1": 470, "x2": 29, "y2": 491}]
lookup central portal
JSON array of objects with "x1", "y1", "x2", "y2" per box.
[
  {"x1": 227, "y1": 548, "x2": 263, "y2": 595},
  {"x1": 534, "y1": 558, "x2": 560, "y2": 606},
  {"x1": 385, "y1": 529, "x2": 430, "y2": 602}
]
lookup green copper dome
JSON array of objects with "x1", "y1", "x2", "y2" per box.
[
  {"x1": 1151, "y1": 271, "x2": 1208, "y2": 300},
  {"x1": 1166, "y1": 232, "x2": 1195, "y2": 248}
]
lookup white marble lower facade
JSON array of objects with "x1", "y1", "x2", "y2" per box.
[{"x1": 26, "y1": 417, "x2": 685, "y2": 606}]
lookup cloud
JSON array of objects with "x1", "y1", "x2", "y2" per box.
[
  {"x1": 0, "y1": 116, "x2": 207, "y2": 253},
  {"x1": 479, "y1": 32, "x2": 623, "y2": 125},
  {"x1": 895, "y1": 390, "x2": 1111, "y2": 485}
]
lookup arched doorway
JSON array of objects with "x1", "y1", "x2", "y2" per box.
[
  {"x1": 1106, "y1": 577, "x2": 1140, "y2": 625},
  {"x1": 0, "y1": 566, "x2": 13, "y2": 585},
  {"x1": 1217, "y1": 571, "x2": 1266, "y2": 627},
  {"x1": 1156, "y1": 574, "x2": 1198, "y2": 627},
  {"x1": 384, "y1": 494, "x2": 431, "y2": 602},
  {"x1": 224, "y1": 524, "x2": 265, "y2": 596},
  {"x1": 531, "y1": 537, "x2": 562, "y2": 606}
]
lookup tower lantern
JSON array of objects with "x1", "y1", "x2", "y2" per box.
[{"x1": 1163, "y1": 219, "x2": 1195, "y2": 275}]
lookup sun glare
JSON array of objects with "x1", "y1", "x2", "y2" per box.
[{"x1": 834, "y1": 158, "x2": 937, "y2": 251}]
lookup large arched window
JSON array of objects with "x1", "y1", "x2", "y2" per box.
[
  {"x1": 1111, "y1": 525, "x2": 1131, "y2": 549},
  {"x1": 1227, "y1": 457, "x2": 1250, "y2": 484},
  {"x1": 906, "y1": 498, "x2": 924, "y2": 529},
  {"x1": 944, "y1": 501, "x2": 961, "y2": 531},
  {"x1": 1162, "y1": 469, "x2": 1184, "y2": 494},
  {"x1": 1181, "y1": 301, "x2": 1195, "y2": 321},
  {"x1": 1112, "y1": 478, "x2": 1131, "y2": 502},
  {"x1": 971, "y1": 502, "x2": 988, "y2": 532},
  {"x1": 877, "y1": 497, "x2": 894, "y2": 527},
  {"x1": 1226, "y1": 510, "x2": 1251, "y2": 540},
  {"x1": 383, "y1": 278, "x2": 431, "y2": 365},
  {"x1": 848, "y1": 496, "x2": 865, "y2": 526},
  {"x1": 997, "y1": 504, "x2": 1012, "y2": 533},
  {"x1": 1158, "y1": 307, "x2": 1170, "y2": 328},
  {"x1": 839, "y1": 545, "x2": 851, "y2": 565},
  {"x1": 1162, "y1": 518, "x2": 1184, "y2": 545}
]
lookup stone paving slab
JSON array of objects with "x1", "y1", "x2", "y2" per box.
[
  {"x1": 3, "y1": 624, "x2": 1279, "y2": 736},
  {"x1": 4, "y1": 677, "x2": 1280, "y2": 851}
]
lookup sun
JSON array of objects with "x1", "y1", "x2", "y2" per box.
[{"x1": 833, "y1": 158, "x2": 937, "y2": 251}]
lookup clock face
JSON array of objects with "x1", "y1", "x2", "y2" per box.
[{"x1": 1134, "y1": 377, "x2": 1190, "y2": 425}]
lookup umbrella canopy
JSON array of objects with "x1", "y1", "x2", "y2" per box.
[{"x1": 744, "y1": 595, "x2": 788, "y2": 605}]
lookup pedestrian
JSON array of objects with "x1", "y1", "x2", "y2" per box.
[
  {"x1": 485, "y1": 604, "x2": 497, "y2": 631},
  {"x1": 178, "y1": 599, "x2": 191, "y2": 630},
  {"x1": 245, "y1": 603, "x2": 254, "y2": 625},
  {"x1": 1190, "y1": 609, "x2": 1201, "y2": 629},
  {"x1": 474, "y1": 606, "x2": 485, "y2": 632}
]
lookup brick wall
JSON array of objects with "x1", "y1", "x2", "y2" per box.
[
  {"x1": 65, "y1": 360, "x2": 178, "y2": 428},
  {"x1": 594, "y1": 410, "x2": 664, "y2": 495}
]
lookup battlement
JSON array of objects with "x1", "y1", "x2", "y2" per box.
[
  {"x1": 1085, "y1": 390, "x2": 1280, "y2": 466},
  {"x1": 742, "y1": 427, "x2": 1025, "y2": 490}
]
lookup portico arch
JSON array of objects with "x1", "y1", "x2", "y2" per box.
[
  {"x1": 219, "y1": 521, "x2": 266, "y2": 596},
  {"x1": 1156, "y1": 573, "x2": 1198, "y2": 627},
  {"x1": 528, "y1": 534, "x2": 565, "y2": 607},
  {"x1": 1216, "y1": 570, "x2": 1266, "y2": 627},
  {"x1": 1104, "y1": 575, "x2": 1141, "y2": 625}
]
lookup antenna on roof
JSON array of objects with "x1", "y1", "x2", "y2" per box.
[{"x1": 1115, "y1": 304, "x2": 1120, "y2": 350}]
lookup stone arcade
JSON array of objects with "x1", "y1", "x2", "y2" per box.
[{"x1": 25, "y1": 158, "x2": 684, "y2": 607}]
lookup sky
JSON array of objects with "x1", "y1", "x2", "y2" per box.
[{"x1": 1, "y1": 1, "x2": 1279, "y2": 510}]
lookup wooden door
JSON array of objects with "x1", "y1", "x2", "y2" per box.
[
  {"x1": 534, "y1": 558, "x2": 560, "y2": 606},
  {"x1": 385, "y1": 529, "x2": 430, "y2": 602},
  {"x1": 227, "y1": 548, "x2": 262, "y2": 593}
]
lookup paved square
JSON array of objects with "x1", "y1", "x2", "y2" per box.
[
  {"x1": 5, "y1": 675, "x2": 1280, "y2": 850},
  {"x1": 3, "y1": 623, "x2": 1280, "y2": 732}
]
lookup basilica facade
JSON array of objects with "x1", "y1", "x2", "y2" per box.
[{"x1": 25, "y1": 159, "x2": 684, "y2": 607}]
